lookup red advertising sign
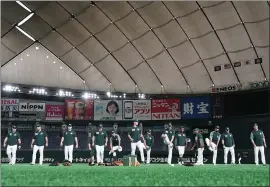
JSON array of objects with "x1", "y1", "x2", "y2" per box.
[
  {"x1": 45, "y1": 105, "x2": 64, "y2": 120},
  {"x1": 151, "y1": 99, "x2": 181, "y2": 120},
  {"x1": 65, "y1": 99, "x2": 94, "y2": 120}
]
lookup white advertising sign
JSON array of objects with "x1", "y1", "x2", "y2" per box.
[
  {"x1": 123, "y1": 100, "x2": 151, "y2": 120},
  {"x1": 19, "y1": 103, "x2": 46, "y2": 112},
  {"x1": 211, "y1": 84, "x2": 241, "y2": 93},
  {"x1": 1, "y1": 99, "x2": 19, "y2": 111},
  {"x1": 94, "y1": 100, "x2": 122, "y2": 121}
]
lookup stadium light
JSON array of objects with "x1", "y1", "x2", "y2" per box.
[
  {"x1": 138, "y1": 93, "x2": 145, "y2": 99},
  {"x1": 3, "y1": 85, "x2": 20, "y2": 92},
  {"x1": 16, "y1": 26, "x2": 35, "y2": 41},
  {"x1": 29, "y1": 88, "x2": 47, "y2": 95},
  {"x1": 16, "y1": 1, "x2": 31, "y2": 12},
  {"x1": 17, "y1": 13, "x2": 34, "y2": 26},
  {"x1": 123, "y1": 93, "x2": 126, "y2": 98},
  {"x1": 82, "y1": 92, "x2": 99, "y2": 99},
  {"x1": 107, "y1": 92, "x2": 111, "y2": 97},
  {"x1": 56, "y1": 90, "x2": 74, "y2": 97}
]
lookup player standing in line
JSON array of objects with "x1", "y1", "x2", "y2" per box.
[
  {"x1": 108, "y1": 130, "x2": 122, "y2": 162},
  {"x1": 143, "y1": 129, "x2": 154, "y2": 164},
  {"x1": 88, "y1": 137, "x2": 96, "y2": 165},
  {"x1": 3, "y1": 125, "x2": 21, "y2": 165},
  {"x1": 191, "y1": 128, "x2": 204, "y2": 165},
  {"x1": 60, "y1": 124, "x2": 78, "y2": 163},
  {"x1": 128, "y1": 120, "x2": 145, "y2": 164},
  {"x1": 221, "y1": 127, "x2": 235, "y2": 165},
  {"x1": 175, "y1": 126, "x2": 186, "y2": 165},
  {"x1": 31, "y1": 124, "x2": 48, "y2": 165},
  {"x1": 161, "y1": 123, "x2": 175, "y2": 166},
  {"x1": 205, "y1": 126, "x2": 221, "y2": 165},
  {"x1": 92, "y1": 124, "x2": 108, "y2": 165},
  {"x1": 250, "y1": 123, "x2": 267, "y2": 166}
]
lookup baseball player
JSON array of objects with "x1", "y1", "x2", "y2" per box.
[
  {"x1": 191, "y1": 128, "x2": 204, "y2": 165},
  {"x1": 128, "y1": 120, "x2": 145, "y2": 164},
  {"x1": 205, "y1": 126, "x2": 221, "y2": 165},
  {"x1": 3, "y1": 125, "x2": 21, "y2": 165},
  {"x1": 109, "y1": 130, "x2": 122, "y2": 162},
  {"x1": 175, "y1": 126, "x2": 186, "y2": 165},
  {"x1": 92, "y1": 124, "x2": 108, "y2": 165},
  {"x1": 250, "y1": 123, "x2": 267, "y2": 166},
  {"x1": 161, "y1": 123, "x2": 175, "y2": 166},
  {"x1": 143, "y1": 129, "x2": 154, "y2": 164},
  {"x1": 60, "y1": 124, "x2": 78, "y2": 163},
  {"x1": 221, "y1": 127, "x2": 235, "y2": 165},
  {"x1": 31, "y1": 124, "x2": 48, "y2": 165}
]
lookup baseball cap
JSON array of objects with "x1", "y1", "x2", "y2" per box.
[
  {"x1": 193, "y1": 128, "x2": 200, "y2": 132},
  {"x1": 12, "y1": 125, "x2": 17, "y2": 129},
  {"x1": 111, "y1": 130, "x2": 115, "y2": 134},
  {"x1": 99, "y1": 124, "x2": 103, "y2": 128},
  {"x1": 215, "y1": 126, "x2": 220, "y2": 129},
  {"x1": 254, "y1": 123, "x2": 258, "y2": 127},
  {"x1": 147, "y1": 129, "x2": 152, "y2": 133},
  {"x1": 36, "y1": 124, "x2": 41, "y2": 127},
  {"x1": 68, "y1": 124, "x2": 72, "y2": 127},
  {"x1": 225, "y1": 127, "x2": 230, "y2": 131},
  {"x1": 133, "y1": 119, "x2": 139, "y2": 122},
  {"x1": 180, "y1": 126, "x2": 184, "y2": 128}
]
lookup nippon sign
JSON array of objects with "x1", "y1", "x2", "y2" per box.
[
  {"x1": 211, "y1": 85, "x2": 241, "y2": 93},
  {"x1": 19, "y1": 103, "x2": 46, "y2": 112}
]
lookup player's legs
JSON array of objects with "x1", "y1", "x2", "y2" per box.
[
  {"x1": 6, "y1": 145, "x2": 12, "y2": 164},
  {"x1": 254, "y1": 146, "x2": 259, "y2": 165},
  {"x1": 146, "y1": 148, "x2": 151, "y2": 164},
  {"x1": 38, "y1": 146, "x2": 44, "y2": 165},
  {"x1": 100, "y1": 145, "x2": 105, "y2": 163},
  {"x1": 64, "y1": 146, "x2": 69, "y2": 161},
  {"x1": 68, "y1": 145, "x2": 74, "y2": 163},
  {"x1": 111, "y1": 146, "x2": 118, "y2": 161},
  {"x1": 197, "y1": 148, "x2": 204, "y2": 165},
  {"x1": 136, "y1": 141, "x2": 145, "y2": 163},
  {"x1": 212, "y1": 143, "x2": 217, "y2": 165},
  {"x1": 258, "y1": 146, "x2": 266, "y2": 165},
  {"x1": 131, "y1": 142, "x2": 136, "y2": 155},
  {"x1": 224, "y1": 147, "x2": 229, "y2": 164},
  {"x1": 168, "y1": 145, "x2": 173, "y2": 164},
  {"x1": 230, "y1": 147, "x2": 235, "y2": 164},
  {"x1": 205, "y1": 138, "x2": 213, "y2": 151},
  {"x1": 11, "y1": 145, "x2": 17, "y2": 165},
  {"x1": 177, "y1": 146, "x2": 185, "y2": 164},
  {"x1": 31, "y1": 145, "x2": 39, "y2": 164},
  {"x1": 90, "y1": 146, "x2": 96, "y2": 164},
  {"x1": 95, "y1": 145, "x2": 101, "y2": 163}
]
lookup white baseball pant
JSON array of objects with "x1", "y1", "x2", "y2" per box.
[
  {"x1": 131, "y1": 141, "x2": 145, "y2": 162},
  {"x1": 197, "y1": 148, "x2": 204, "y2": 165},
  {"x1": 224, "y1": 146, "x2": 235, "y2": 164},
  {"x1": 205, "y1": 138, "x2": 217, "y2": 164},
  {"x1": 64, "y1": 145, "x2": 74, "y2": 163},
  {"x1": 254, "y1": 146, "x2": 266, "y2": 165},
  {"x1": 32, "y1": 145, "x2": 44, "y2": 164},
  {"x1": 96, "y1": 145, "x2": 105, "y2": 163},
  {"x1": 6, "y1": 145, "x2": 17, "y2": 164},
  {"x1": 163, "y1": 135, "x2": 173, "y2": 164},
  {"x1": 177, "y1": 146, "x2": 185, "y2": 156},
  {"x1": 110, "y1": 146, "x2": 122, "y2": 157}
]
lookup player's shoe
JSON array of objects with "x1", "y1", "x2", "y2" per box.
[
  {"x1": 194, "y1": 163, "x2": 202, "y2": 166},
  {"x1": 178, "y1": 162, "x2": 183, "y2": 165},
  {"x1": 169, "y1": 164, "x2": 175, "y2": 167},
  {"x1": 30, "y1": 163, "x2": 35, "y2": 165},
  {"x1": 263, "y1": 164, "x2": 267, "y2": 166}
]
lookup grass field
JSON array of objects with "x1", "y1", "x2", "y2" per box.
[{"x1": 2, "y1": 164, "x2": 269, "y2": 186}]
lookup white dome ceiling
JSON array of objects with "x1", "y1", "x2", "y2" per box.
[{"x1": 1, "y1": 1, "x2": 269, "y2": 94}]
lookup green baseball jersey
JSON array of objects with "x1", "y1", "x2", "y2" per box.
[
  {"x1": 94, "y1": 130, "x2": 107, "y2": 146},
  {"x1": 163, "y1": 129, "x2": 175, "y2": 140},
  {"x1": 195, "y1": 133, "x2": 204, "y2": 148},
  {"x1": 250, "y1": 130, "x2": 265, "y2": 146},
  {"x1": 63, "y1": 130, "x2": 76, "y2": 146},
  {"x1": 144, "y1": 134, "x2": 154, "y2": 147},
  {"x1": 7, "y1": 132, "x2": 20, "y2": 146},
  {"x1": 210, "y1": 131, "x2": 221, "y2": 144},
  {"x1": 33, "y1": 131, "x2": 47, "y2": 146},
  {"x1": 175, "y1": 132, "x2": 186, "y2": 146},
  {"x1": 221, "y1": 133, "x2": 234, "y2": 147},
  {"x1": 128, "y1": 126, "x2": 141, "y2": 142}
]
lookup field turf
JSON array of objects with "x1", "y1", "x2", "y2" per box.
[{"x1": 2, "y1": 164, "x2": 269, "y2": 186}]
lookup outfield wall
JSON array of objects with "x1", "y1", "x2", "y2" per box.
[{"x1": 2, "y1": 149, "x2": 269, "y2": 164}]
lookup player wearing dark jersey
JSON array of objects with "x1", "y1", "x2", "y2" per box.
[{"x1": 108, "y1": 130, "x2": 122, "y2": 162}]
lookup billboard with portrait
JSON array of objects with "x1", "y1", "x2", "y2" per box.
[{"x1": 94, "y1": 100, "x2": 123, "y2": 120}]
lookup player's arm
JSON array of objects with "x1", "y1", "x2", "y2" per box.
[
  {"x1": 174, "y1": 138, "x2": 177, "y2": 148},
  {"x1": 128, "y1": 130, "x2": 133, "y2": 142},
  {"x1": 92, "y1": 135, "x2": 95, "y2": 146},
  {"x1": 88, "y1": 138, "x2": 92, "y2": 150},
  {"x1": 3, "y1": 136, "x2": 8, "y2": 147},
  {"x1": 105, "y1": 132, "x2": 108, "y2": 146},
  {"x1": 262, "y1": 131, "x2": 267, "y2": 147},
  {"x1": 17, "y1": 133, "x2": 22, "y2": 149},
  {"x1": 209, "y1": 131, "x2": 213, "y2": 146},
  {"x1": 60, "y1": 136, "x2": 64, "y2": 146},
  {"x1": 150, "y1": 135, "x2": 154, "y2": 147},
  {"x1": 143, "y1": 135, "x2": 147, "y2": 147},
  {"x1": 74, "y1": 132, "x2": 78, "y2": 147},
  {"x1": 221, "y1": 134, "x2": 225, "y2": 148},
  {"x1": 31, "y1": 134, "x2": 36, "y2": 148},
  {"x1": 109, "y1": 137, "x2": 113, "y2": 149},
  {"x1": 199, "y1": 137, "x2": 204, "y2": 148},
  {"x1": 232, "y1": 134, "x2": 235, "y2": 147},
  {"x1": 250, "y1": 132, "x2": 256, "y2": 147},
  {"x1": 117, "y1": 134, "x2": 121, "y2": 146},
  {"x1": 45, "y1": 132, "x2": 48, "y2": 147},
  {"x1": 216, "y1": 134, "x2": 221, "y2": 148},
  {"x1": 170, "y1": 130, "x2": 175, "y2": 143}
]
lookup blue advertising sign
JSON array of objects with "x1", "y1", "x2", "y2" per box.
[{"x1": 181, "y1": 96, "x2": 211, "y2": 119}]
